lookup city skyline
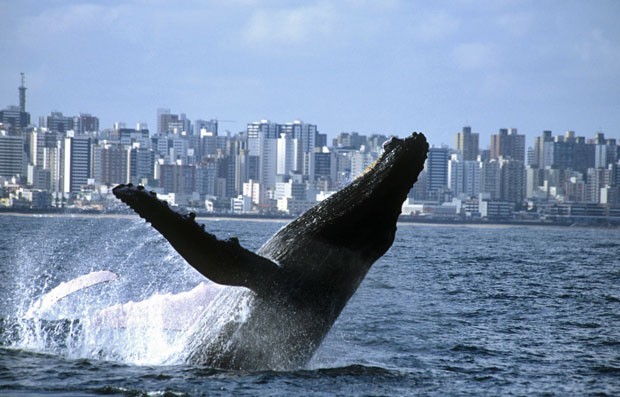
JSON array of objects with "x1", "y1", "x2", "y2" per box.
[
  {"x1": 1, "y1": 105, "x2": 619, "y2": 223},
  {"x1": 2, "y1": 1, "x2": 619, "y2": 147},
  {"x1": 1, "y1": 76, "x2": 618, "y2": 151}
]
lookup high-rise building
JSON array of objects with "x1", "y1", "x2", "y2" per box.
[
  {"x1": 532, "y1": 130, "x2": 553, "y2": 168},
  {"x1": 525, "y1": 166, "x2": 545, "y2": 199},
  {"x1": 247, "y1": 120, "x2": 279, "y2": 196},
  {"x1": 564, "y1": 175, "x2": 587, "y2": 202},
  {"x1": 195, "y1": 158, "x2": 218, "y2": 196},
  {"x1": 169, "y1": 113, "x2": 191, "y2": 134},
  {"x1": 76, "y1": 113, "x2": 100, "y2": 134},
  {"x1": 490, "y1": 128, "x2": 525, "y2": 162},
  {"x1": 0, "y1": 132, "x2": 24, "y2": 178},
  {"x1": 211, "y1": 134, "x2": 245, "y2": 199},
  {"x1": 551, "y1": 133, "x2": 576, "y2": 170},
  {"x1": 0, "y1": 106, "x2": 31, "y2": 135},
  {"x1": 45, "y1": 112, "x2": 74, "y2": 134},
  {"x1": 216, "y1": 154, "x2": 236, "y2": 199},
  {"x1": 316, "y1": 133, "x2": 328, "y2": 148},
  {"x1": 594, "y1": 134, "x2": 618, "y2": 169},
  {"x1": 152, "y1": 133, "x2": 189, "y2": 164},
  {"x1": 95, "y1": 142, "x2": 130, "y2": 185},
  {"x1": 573, "y1": 136, "x2": 595, "y2": 175},
  {"x1": 62, "y1": 136, "x2": 92, "y2": 194},
  {"x1": 280, "y1": 120, "x2": 318, "y2": 179},
  {"x1": 455, "y1": 126, "x2": 479, "y2": 161},
  {"x1": 499, "y1": 157, "x2": 526, "y2": 204},
  {"x1": 448, "y1": 154, "x2": 480, "y2": 198},
  {"x1": 480, "y1": 160, "x2": 501, "y2": 200},
  {"x1": 532, "y1": 130, "x2": 595, "y2": 174},
  {"x1": 159, "y1": 164, "x2": 196, "y2": 195},
  {"x1": 36, "y1": 131, "x2": 62, "y2": 193},
  {"x1": 586, "y1": 167, "x2": 612, "y2": 203},
  {"x1": 234, "y1": 144, "x2": 250, "y2": 197},
  {"x1": 118, "y1": 126, "x2": 150, "y2": 148},
  {"x1": 276, "y1": 131, "x2": 297, "y2": 176},
  {"x1": 157, "y1": 108, "x2": 172, "y2": 135},
  {"x1": 314, "y1": 148, "x2": 333, "y2": 183},
  {"x1": 130, "y1": 147, "x2": 155, "y2": 184},
  {"x1": 333, "y1": 132, "x2": 367, "y2": 149},
  {"x1": 197, "y1": 130, "x2": 217, "y2": 159},
  {"x1": 195, "y1": 119, "x2": 218, "y2": 136},
  {"x1": 156, "y1": 108, "x2": 189, "y2": 135},
  {"x1": 426, "y1": 147, "x2": 450, "y2": 193}
]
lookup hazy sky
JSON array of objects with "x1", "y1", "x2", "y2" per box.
[{"x1": 2, "y1": 0, "x2": 619, "y2": 147}]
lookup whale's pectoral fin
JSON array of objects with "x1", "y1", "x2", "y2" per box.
[{"x1": 112, "y1": 184, "x2": 281, "y2": 293}]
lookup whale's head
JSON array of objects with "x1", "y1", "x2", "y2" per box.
[
  {"x1": 261, "y1": 132, "x2": 428, "y2": 313},
  {"x1": 330, "y1": 131, "x2": 429, "y2": 258}
]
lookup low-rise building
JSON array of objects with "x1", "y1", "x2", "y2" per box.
[{"x1": 231, "y1": 195, "x2": 253, "y2": 214}]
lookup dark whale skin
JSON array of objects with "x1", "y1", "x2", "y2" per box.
[{"x1": 112, "y1": 132, "x2": 428, "y2": 370}]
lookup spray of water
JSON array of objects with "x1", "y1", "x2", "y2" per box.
[
  {"x1": 1, "y1": 216, "x2": 252, "y2": 366},
  {"x1": 3, "y1": 270, "x2": 251, "y2": 365}
]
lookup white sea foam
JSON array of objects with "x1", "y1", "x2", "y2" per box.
[{"x1": 7, "y1": 270, "x2": 242, "y2": 366}]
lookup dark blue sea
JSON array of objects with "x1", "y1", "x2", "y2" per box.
[{"x1": 1, "y1": 214, "x2": 619, "y2": 396}]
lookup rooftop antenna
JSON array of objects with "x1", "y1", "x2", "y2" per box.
[{"x1": 19, "y1": 72, "x2": 26, "y2": 113}]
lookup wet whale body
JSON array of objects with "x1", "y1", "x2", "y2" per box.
[{"x1": 112, "y1": 132, "x2": 428, "y2": 370}]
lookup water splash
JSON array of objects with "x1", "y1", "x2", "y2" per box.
[
  {"x1": 0, "y1": 216, "x2": 240, "y2": 366},
  {"x1": 25, "y1": 270, "x2": 119, "y2": 318},
  {"x1": 3, "y1": 270, "x2": 241, "y2": 366}
]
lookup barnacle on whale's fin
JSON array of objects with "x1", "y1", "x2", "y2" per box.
[{"x1": 112, "y1": 184, "x2": 281, "y2": 294}]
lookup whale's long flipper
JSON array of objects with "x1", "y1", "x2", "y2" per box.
[{"x1": 112, "y1": 185, "x2": 281, "y2": 293}]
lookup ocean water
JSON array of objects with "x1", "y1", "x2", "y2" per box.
[{"x1": 1, "y1": 214, "x2": 619, "y2": 396}]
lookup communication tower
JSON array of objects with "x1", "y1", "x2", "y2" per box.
[{"x1": 19, "y1": 72, "x2": 27, "y2": 113}]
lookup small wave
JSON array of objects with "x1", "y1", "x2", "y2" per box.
[
  {"x1": 593, "y1": 365, "x2": 620, "y2": 375},
  {"x1": 605, "y1": 295, "x2": 620, "y2": 303},
  {"x1": 486, "y1": 292, "x2": 521, "y2": 300},
  {"x1": 311, "y1": 364, "x2": 399, "y2": 378},
  {"x1": 599, "y1": 338, "x2": 620, "y2": 347},
  {"x1": 561, "y1": 321, "x2": 602, "y2": 329},
  {"x1": 441, "y1": 364, "x2": 504, "y2": 375},
  {"x1": 231, "y1": 364, "x2": 400, "y2": 381},
  {"x1": 472, "y1": 255, "x2": 496, "y2": 262},
  {"x1": 450, "y1": 344, "x2": 500, "y2": 357},
  {"x1": 591, "y1": 242, "x2": 620, "y2": 249},
  {"x1": 93, "y1": 385, "x2": 189, "y2": 396}
]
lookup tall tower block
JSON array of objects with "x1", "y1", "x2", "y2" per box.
[{"x1": 19, "y1": 73, "x2": 27, "y2": 113}]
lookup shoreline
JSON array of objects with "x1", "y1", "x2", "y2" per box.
[{"x1": 2, "y1": 208, "x2": 618, "y2": 229}]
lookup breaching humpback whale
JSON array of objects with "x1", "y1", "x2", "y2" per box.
[{"x1": 112, "y1": 132, "x2": 428, "y2": 370}]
